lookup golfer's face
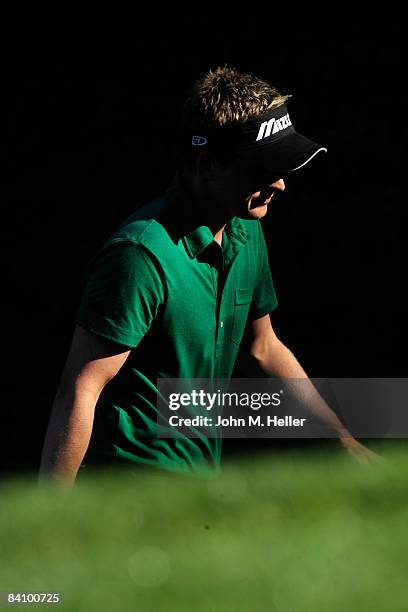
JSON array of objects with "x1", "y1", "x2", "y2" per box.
[
  {"x1": 243, "y1": 177, "x2": 286, "y2": 219},
  {"x1": 220, "y1": 160, "x2": 286, "y2": 219}
]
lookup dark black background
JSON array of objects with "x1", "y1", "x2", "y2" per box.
[{"x1": 2, "y1": 14, "x2": 406, "y2": 474}]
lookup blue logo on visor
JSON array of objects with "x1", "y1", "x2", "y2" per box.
[{"x1": 192, "y1": 135, "x2": 208, "y2": 146}]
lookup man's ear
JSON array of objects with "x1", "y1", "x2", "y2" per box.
[{"x1": 196, "y1": 151, "x2": 217, "y2": 180}]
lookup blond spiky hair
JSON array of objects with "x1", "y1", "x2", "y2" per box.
[{"x1": 182, "y1": 66, "x2": 289, "y2": 132}]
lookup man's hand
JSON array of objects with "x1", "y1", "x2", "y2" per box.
[
  {"x1": 249, "y1": 314, "x2": 384, "y2": 465},
  {"x1": 339, "y1": 436, "x2": 383, "y2": 464}
]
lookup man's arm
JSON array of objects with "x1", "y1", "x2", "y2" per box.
[
  {"x1": 249, "y1": 314, "x2": 380, "y2": 463},
  {"x1": 39, "y1": 324, "x2": 131, "y2": 487}
]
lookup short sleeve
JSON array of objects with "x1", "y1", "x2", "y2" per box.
[
  {"x1": 249, "y1": 221, "x2": 278, "y2": 320},
  {"x1": 75, "y1": 241, "x2": 165, "y2": 348}
]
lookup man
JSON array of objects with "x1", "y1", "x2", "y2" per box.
[{"x1": 40, "y1": 67, "x2": 377, "y2": 487}]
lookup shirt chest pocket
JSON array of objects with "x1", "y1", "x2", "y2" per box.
[{"x1": 231, "y1": 288, "x2": 253, "y2": 344}]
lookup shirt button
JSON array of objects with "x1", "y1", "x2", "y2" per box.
[{"x1": 220, "y1": 321, "x2": 224, "y2": 328}]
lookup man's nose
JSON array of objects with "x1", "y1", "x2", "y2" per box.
[{"x1": 270, "y1": 178, "x2": 285, "y2": 191}]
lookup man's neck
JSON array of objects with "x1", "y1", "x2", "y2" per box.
[
  {"x1": 180, "y1": 169, "x2": 232, "y2": 240},
  {"x1": 213, "y1": 226, "x2": 226, "y2": 246}
]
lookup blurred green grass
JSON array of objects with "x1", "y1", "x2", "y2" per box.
[{"x1": 1, "y1": 442, "x2": 407, "y2": 611}]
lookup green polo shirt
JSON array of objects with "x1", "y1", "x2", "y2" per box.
[{"x1": 76, "y1": 175, "x2": 278, "y2": 475}]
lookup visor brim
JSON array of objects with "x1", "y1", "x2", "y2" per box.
[{"x1": 238, "y1": 131, "x2": 327, "y2": 176}]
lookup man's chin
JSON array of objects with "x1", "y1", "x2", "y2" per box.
[{"x1": 245, "y1": 203, "x2": 269, "y2": 219}]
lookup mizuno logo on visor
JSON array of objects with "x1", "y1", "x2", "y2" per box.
[{"x1": 256, "y1": 113, "x2": 292, "y2": 141}]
